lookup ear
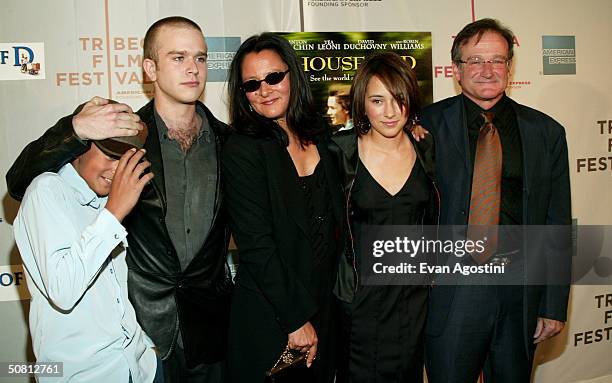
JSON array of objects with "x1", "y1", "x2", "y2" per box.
[
  {"x1": 142, "y1": 58, "x2": 157, "y2": 82},
  {"x1": 506, "y1": 59, "x2": 513, "y2": 78},
  {"x1": 452, "y1": 62, "x2": 462, "y2": 84}
]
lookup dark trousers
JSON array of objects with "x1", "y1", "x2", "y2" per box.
[
  {"x1": 163, "y1": 344, "x2": 225, "y2": 383},
  {"x1": 425, "y1": 285, "x2": 536, "y2": 383}
]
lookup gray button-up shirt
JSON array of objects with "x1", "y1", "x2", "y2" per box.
[{"x1": 155, "y1": 106, "x2": 217, "y2": 271}]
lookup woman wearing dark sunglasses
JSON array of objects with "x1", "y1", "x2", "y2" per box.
[{"x1": 223, "y1": 33, "x2": 344, "y2": 382}]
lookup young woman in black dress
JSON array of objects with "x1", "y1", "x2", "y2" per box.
[{"x1": 330, "y1": 52, "x2": 439, "y2": 382}]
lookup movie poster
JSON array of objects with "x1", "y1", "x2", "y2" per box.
[{"x1": 280, "y1": 32, "x2": 432, "y2": 131}]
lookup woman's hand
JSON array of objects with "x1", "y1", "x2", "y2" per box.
[{"x1": 288, "y1": 321, "x2": 318, "y2": 367}]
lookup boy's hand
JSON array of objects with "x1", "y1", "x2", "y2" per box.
[{"x1": 105, "y1": 149, "x2": 153, "y2": 222}]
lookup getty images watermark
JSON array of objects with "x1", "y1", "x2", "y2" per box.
[
  {"x1": 356, "y1": 225, "x2": 599, "y2": 286},
  {"x1": 371, "y1": 234, "x2": 500, "y2": 276}
]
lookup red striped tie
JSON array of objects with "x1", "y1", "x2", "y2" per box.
[{"x1": 468, "y1": 111, "x2": 502, "y2": 264}]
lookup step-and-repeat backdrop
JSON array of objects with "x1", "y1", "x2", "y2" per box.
[{"x1": 1, "y1": 1, "x2": 611, "y2": 382}]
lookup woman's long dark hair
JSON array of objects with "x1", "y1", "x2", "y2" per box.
[{"x1": 227, "y1": 33, "x2": 325, "y2": 145}]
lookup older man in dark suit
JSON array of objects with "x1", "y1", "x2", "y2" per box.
[{"x1": 421, "y1": 19, "x2": 571, "y2": 382}]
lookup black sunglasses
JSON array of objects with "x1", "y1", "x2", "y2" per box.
[{"x1": 241, "y1": 69, "x2": 290, "y2": 93}]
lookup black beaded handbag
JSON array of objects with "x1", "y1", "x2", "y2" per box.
[{"x1": 265, "y1": 344, "x2": 312, "y2": 382}]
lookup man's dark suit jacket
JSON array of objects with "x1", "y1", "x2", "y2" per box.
[{"x1": 421, "y1": 94, "x2": 571, "y2": 353}]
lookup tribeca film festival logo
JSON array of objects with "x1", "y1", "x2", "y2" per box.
[
  {"x1": 55, "y1": 36, "x2": 238, "y2": 98},
  {"x1": 0, "y1": 43, "x2": 45, "y2": 81},
  {"x1": 55, "y1": 36, "x2": 151, "y2": 96},
  {"x1": 573, "y1": 293, "x2": 612, "y2": 347},
  {"x1": 305, "y1": 0, "x2": 383, "y2": 8},
  {"x1": 576, "y1": 120, "x2": 612, "y2": 173},
  {"x1": 542, "y1": 35, "x2": 576, "y2": 75}
]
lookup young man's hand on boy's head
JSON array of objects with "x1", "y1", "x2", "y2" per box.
[{"x1": 73, "y1": 96, "x2": 144, "y2": 141}]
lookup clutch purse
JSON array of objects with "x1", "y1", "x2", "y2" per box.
[{"x1": 265, "y1": 344, "x2": 308, "y2": 379}]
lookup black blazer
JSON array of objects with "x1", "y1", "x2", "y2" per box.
[
  {"x1": 421, "y1": 95, "x2": 571, "y2": 352},
  {"x1": 222, "y1": 128, "x2": 345, "y2": 333},
  {"x1": 222, "y1": 126, "x2": 345, "y2": 381}
]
